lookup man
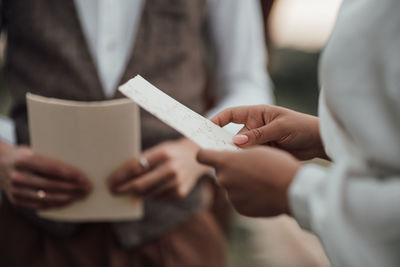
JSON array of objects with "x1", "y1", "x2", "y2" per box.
[{"x1": 0, "y1": 0, "x2": 272, "y2": 266}]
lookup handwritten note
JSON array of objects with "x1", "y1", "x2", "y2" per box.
[{"x1": 119, "y1": 75, "x2": 239, "y2": 151}]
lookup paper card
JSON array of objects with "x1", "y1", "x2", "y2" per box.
[
  {"x1": 119, "y1": 75, "x2": 239, "y2": 151},
  {"x1": 27, "y1": 93, "x2": 143, "y2": 222}
]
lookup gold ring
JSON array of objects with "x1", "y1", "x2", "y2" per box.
[
  {"x1": 37, "y1": 189, "x2": 46, "y2": 200},
  {"x1": 139, "y1": 157, "x2": 150, "y2": 170}
]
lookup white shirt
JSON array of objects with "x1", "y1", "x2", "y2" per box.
[
  {"x1": 73, "y1": 0, "x2": 273, "y2": 109},
  {"x1": 73, "y1": 0, "x2": 143, "y2": 97},
  {"x1": 0, "y1": 0, "x2": 272, "y2": 142},
  {"x1": 0, "y1": 115, "x2": 14, "y2": 144},
  {"x1": 289, "y1": 0, "x2": 400, "y2": 266}
]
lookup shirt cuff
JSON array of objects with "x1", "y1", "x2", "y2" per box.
[
  {"x1": 289, "y1": 163, "x2": 327, "y2": 231},
  {"x1": 0, "y1": 116, "x2": 16, "y2": 144}
]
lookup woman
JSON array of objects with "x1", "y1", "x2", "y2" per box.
[{"x1": 197, "y1": 0, "x2": 400, "y2": 266}]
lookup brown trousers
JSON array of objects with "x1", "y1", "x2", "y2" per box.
[{"x1": 0, "y1": 203, "x2": 226, "y2": 267}]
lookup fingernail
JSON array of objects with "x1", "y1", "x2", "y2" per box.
[{"x1": 233, "y1": 134, "x2": 249, "y2": 145}]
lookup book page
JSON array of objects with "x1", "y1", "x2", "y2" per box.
[
  {"x1": 27, "y1": 94, "x2": 143, "y2": 222},
  {"x1": 119, "y1": 75, "x2": 239, "y2": 151}
]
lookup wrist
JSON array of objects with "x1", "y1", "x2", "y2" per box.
[
  {"x1": 0, "y1": 141, "x2": 13, "y2": 157},
  {"x1": 314, "y1": 120, "x2": 329, "y2": 160},
  {"x1": 306, "y1": 116, "x2": 328, "y2": 160},
  {"x1": 283, "y1": 160, "x2": 301, "y2": 216},
  {"x1": 0, "y1": 141, "x2": 14, "y2": 190}
]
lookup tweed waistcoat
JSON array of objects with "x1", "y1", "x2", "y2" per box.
[{"x1": 3, "y1": 0, "x2": 209, "y2": 247}]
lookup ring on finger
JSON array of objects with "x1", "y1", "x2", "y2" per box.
[
  {"x1": 139, "y1": 156, "x2": 150, "y2": 170},
  {"x1": 36, "y1": 189, "x2": 46, "y2": 200}
]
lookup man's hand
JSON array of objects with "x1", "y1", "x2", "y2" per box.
[
  {"x1": 197, "y1": 146, "x2": 300, "y2": 217},
  {"x1": 212, "y1": 105, "x2": 328, "y2": 160},
  {"x1": 0, "y1": 142, "x2": 92, "y2": 210},
  {"x1": 107, "y1": 138, "x2": 210, "y2": 200}
]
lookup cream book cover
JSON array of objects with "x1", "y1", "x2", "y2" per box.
[{"x1": 27, "y1": 93, "x2": 143, "y2": 222}]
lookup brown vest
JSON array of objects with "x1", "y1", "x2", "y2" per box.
[{"x1": 3, "y1": 0, "x2": 209, "y2": 247}]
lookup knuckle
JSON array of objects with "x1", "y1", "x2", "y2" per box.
[
  {"x1": 161, "y1": 149, "x2": 171, "y2": 160},
  {"x1": 166, "y1": 163, "x2": 178, "y2": 175},
  {"x1": 16, "y1": 146, "x2": 33, "y2": 156},
  {"x1": 170, "y1": 175, "x2": 180, "y2": 185},
  {"x1": 129, "y1": 159, "x2": 139, "y2": 168},
  {"x1": 169, "y1": 190, "x2": 181, "y2": 200},
  {"x1": 176, "y1": 188, "x2": 186, "y2": 198},
  {"x1": 273, "y1": 120, "x2": 284, "y2": 131},
  {"x1": 132, "y1": 182, "x2": 146, "y2": 194},
  {"x1": 217, "y1": 174, "x2": 231, "y2": 188},
  {"x1": 160, "y1": 143, "x2": 174, "y2": 156},
  {"x1": 57, "y1": 167, "x2": 72, "y2": 179},
  {"x1": 22, "y1": 152, "x2": 35, "y2": 162},
  {"x1": 126, "y1": 162, "x2": 139, "y2": 176},
  {"x1": 9, "y1": 171, "x2": 21, "y2": 186},
  {"x1": 13, "y1": 156, "x2": 28, "y2": 168},
  {"x1": 252, "y1": 128, "x2": 263, "y2": 141}
]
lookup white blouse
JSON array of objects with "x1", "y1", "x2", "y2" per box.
[{"x1": 289, "y1": 0, "x2": 400, "y2": 266}]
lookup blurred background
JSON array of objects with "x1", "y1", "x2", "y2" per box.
[
  {"x1": 268, "y1": 0, "x2": 342, "y2": 115},
  {"x1": 0, "y1": 0, "x2": 342, "y2": 266}
]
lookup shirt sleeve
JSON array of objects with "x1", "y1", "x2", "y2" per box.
[
  {"x1": 0, "y1": 116, "x2": 15, "y2": 144},
  {"x1": 289, "y1": 162, "x2": 400, "y2": 266},
  {"x1": 205, "y1": 0, "x2": 274, "y2": 133}
]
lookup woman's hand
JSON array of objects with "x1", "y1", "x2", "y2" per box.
[
  {"x1": 107, "y1": 138, "x2": 210, "y2": 200},
  {"x1": 212, "y1": 105, "x2": 328, "y2": 160},
  {"x1": 197, "y1": 146, "x2": 301, "y2": 217},
  {"x1": 0, "y1": 142, "x2": 92, "y2": 210}
]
